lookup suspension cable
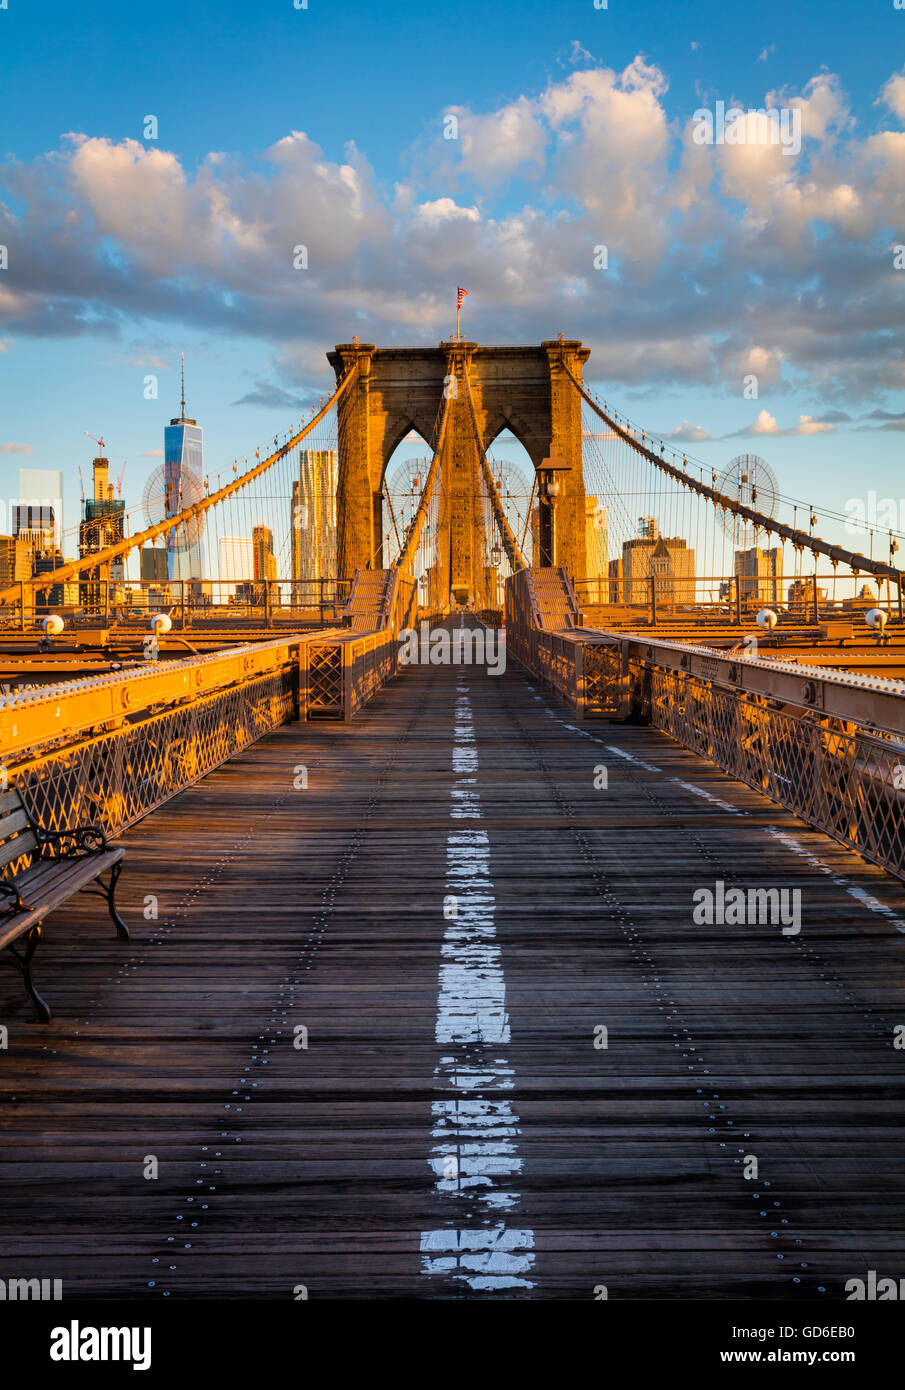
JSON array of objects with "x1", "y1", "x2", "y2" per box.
[
  {"x1": 561, "y1": 360, "x2": 904, "y2": 589},
  {"x1": 0, "y1": 365, "x2": 359, "y2": 604},
  {"x1": 396, "y1": 390, "x2": 452, "y2": 571},
  {"x1": 460, "y1": 371, "x2": 528, "y2": 571}
]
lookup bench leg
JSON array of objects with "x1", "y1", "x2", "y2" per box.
[
  {"x1": 6, "y1": 924, "x2": 52, "y2": 1023},
  {"x1": 23, "y1": 926, "x2": 52, "y2": 1023},
  {"x1": 103, "y1": 861, "x2": 130, "y2": 941}
]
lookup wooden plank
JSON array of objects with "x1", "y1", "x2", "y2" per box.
[
  {"x1": 0, "y1": 790, "x2": 25, "y2": 818},
  {"x1": 0, "y1": 827, "x2": 37, "y2": 872},
  {"x1": 0, "y1": 639, "x2": 904, "y2": 1298}
]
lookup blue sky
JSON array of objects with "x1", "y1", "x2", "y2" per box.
[{"x1": 1, "y1": 0, "x2": 904, "y2": 554}]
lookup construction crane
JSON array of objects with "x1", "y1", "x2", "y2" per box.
[
  {"x1": 84, "y1": 431, "x2": 106, "y2": 454},
  {"x1": 117, "y1": 461, "x2": 126, "y2": 497}
]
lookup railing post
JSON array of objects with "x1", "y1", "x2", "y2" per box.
[
  {"x1": 343, "y1": 641, "x2": 353, "y2": 720},
  {"x1": 812, "y1": 572, "x2": 819, "y2": 624},
  {"x1": 649, "y1": 575, "x2": 657, "y2": 626},
  {"x1": 734, "y1": 576, "x2": 741, "y2": 626},
  {"x1": 265, "y1": 580, "x2": 272, "y2": 629},
  {"x1": 296, "y1": 638, "x2": 308, "y2": 722}
]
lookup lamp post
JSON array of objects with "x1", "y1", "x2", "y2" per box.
[
  {"x1": 490, "y1": 541, "x2": 503, "y2": 607},
  {"x1": 537, "y1": 456, "x2": 570, "y2": 568}
]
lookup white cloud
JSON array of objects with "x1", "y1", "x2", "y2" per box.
[
  {"x1": 767, "y1": 71, "x2": 851, "y2": 143},
  {"x1": 67, "y1": 135, "x2": 189, "y2": 274},
  {"x1": 794, "y1": 413, "x2": 835, "y2": 434},
  {"x1": 541, "y1": 59, "x2": 671, "y2": 259},
  {"x1": 665, "y1": 420, "x2": 711, "y2": 442},
  {"x1": 750, "y1": 409, "x2": 780, "y2": 435},
  {"x1": 879, "y1": 66, "x2": 905, "y2": 122},
  {"x1": 730, "y1": 410, "x2": 837, "y2": 438},
  {"x1": 568, "y1": 40, "x2": 594, "y2": 65},
  {"x1": 1, "y1": 59, "x2": 904, "y2": 403},
  {"x1": 413, "y1": 197, "x2": 481, "y2": 226},
  {"x1": 725, "y1": 346, "x2": 785, "y2": 389},
  {"x1": 441, "y1": 98, "x2": 547, "y2": 186},
  {"x1": 0, "y1": 441, "x2": 33, "y2": 454}
]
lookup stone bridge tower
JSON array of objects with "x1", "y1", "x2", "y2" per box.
[{"x1": 327, "y1": 338, "x2": 591, "y2": 593}]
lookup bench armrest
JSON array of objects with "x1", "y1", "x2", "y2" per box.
[
  {"x1": 0, "y1": 879, "x2": 24, "y2": 914},
  {"x1": 36, "y1": 824, "x2": 111, "y2": 858}
]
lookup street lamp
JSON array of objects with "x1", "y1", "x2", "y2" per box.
[{"x1": 536, "y1": 456, "x2": 570, "y2": 567}]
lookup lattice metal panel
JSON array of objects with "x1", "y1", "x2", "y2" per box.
[
  {"x1": 308, "y1": 643, "x2": 344, "y2": 713},
  {"x1": 582, "y1": 643, "x2": 624, "y2": 715},
  {"x1": 13, "y1": 668, "x2": 295, "y2": 847},
  {"x1": 547, "y1": 636, "x2": 575, "y2": 698},
  {"x1": 644, "y1": 666, "x2": 905, "y2": 882},
  {"x1": 348, "y1": 635, "x2": 394, "y2": 717}
]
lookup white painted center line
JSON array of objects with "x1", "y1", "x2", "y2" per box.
[
  {"x1": 763, "y1": 826, "x2": 905, "y2": 932},
  {"x1": 667, "y1": 777, "x2": 746, "y2": 815},
  {"x1": 420, "y1": 685, "x2": 536, "y2": 1291},
  {"x1": 604, "y1": 744, "x2": 662, "y2": 773}
]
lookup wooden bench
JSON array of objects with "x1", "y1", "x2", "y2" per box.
[{"x1": 0, "y1": 788, "x2": 128, "y2": 1022}]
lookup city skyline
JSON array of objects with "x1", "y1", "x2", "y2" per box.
[
  {"x1": 3, "y1": 0, "x2": 905, "y2": 1333},
  {"x1": 1, "y1": 0, "x2": 904, "y2": 559}
]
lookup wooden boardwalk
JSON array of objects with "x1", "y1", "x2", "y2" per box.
[{"x1": 2, "y1": 647, "x2": 905, "y2": 1299}]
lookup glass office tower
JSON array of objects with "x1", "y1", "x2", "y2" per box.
[
  {"x1": 163, "y1": 366, "x2": 205, "y2": 582},
  {"x1": 291, "y1": 449, "x2": 338, "y2": 592}
]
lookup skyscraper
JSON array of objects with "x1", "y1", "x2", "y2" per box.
[
  {"x1": 78, "y1": 454, "x2": 126, "y2": 608},
  {"x1": 140, "y1": 546, "x2": 169, "y2": 585},
  {"x1": 291, "y1": 449, "x2": 337, "y2": 591},
  {"x1": 0, "y1": 535, "x2": 33, "y2": 585},
  {"x1": 17, "y1": 468, "x2": 64, "y2": 551},
  {"x1": 164, "y1": 357, "x2": 205, "y2": 582},
  {"x1": 12, "y1": 505, "x2": 56, "y2": 555},
  {"x1": 252, "y1": 526, "x2": 276, "y2": 575},
  {"x1": 611, "y1": 519, "x2": 696, "y2": 604},
  {"x1": 735, "y1": 545, "x2": 783, "y2": 605}
]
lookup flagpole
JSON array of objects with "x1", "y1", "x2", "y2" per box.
[{"x1": 455, "y1": 287, "x2": 468, "y2": 340}]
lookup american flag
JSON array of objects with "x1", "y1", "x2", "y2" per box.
[{"x1": 457, "y1": 287, "x2": 469, "y2": 309}]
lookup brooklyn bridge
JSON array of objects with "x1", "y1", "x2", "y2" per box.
[{"x1": 1, "y1": 338, "x2": 904, "y2": 1299}]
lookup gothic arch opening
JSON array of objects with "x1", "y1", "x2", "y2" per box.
[
  {"x1": 381, "y1": 429, "x2": 434, "y2": 573},
  {"x1": 484, "y1": 428, "x2": 537, "y2": 569}
]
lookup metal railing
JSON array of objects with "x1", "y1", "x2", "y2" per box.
[
  {"x1": 0, "y1": 636, "x2": 309, "y2": 762},
  {"x1": 643, "y1": 663, "x2": 905, "y2": 882},
  {"x1": 506, "y1": 566, "x2": 905, "y2": 882},
  {"x1": 301, "y1": 567, "x2": 415, "y2": 718},
  {"x1": 505, "y1": 567, "x2": 625, "y2": 717},
  {"x1": 573, "y1": 572, "x2": 905, "y2": 627},
  {"x1": 0, "y1": 619, "x2": 399, "y2": 843},
  {"x1": 14, "y1": 665, "x2": 296, "y2": 843},
  {"x1": 0, "y1": 577, "x2": 353, "y2": 633},
  {"x1": 305, "y1": 627, "x2": 400, "y2": 720}
]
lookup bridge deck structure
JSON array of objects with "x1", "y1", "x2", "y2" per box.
[{"x1": 2, "y1": 628, "x2": 904, "y2": 1299}]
